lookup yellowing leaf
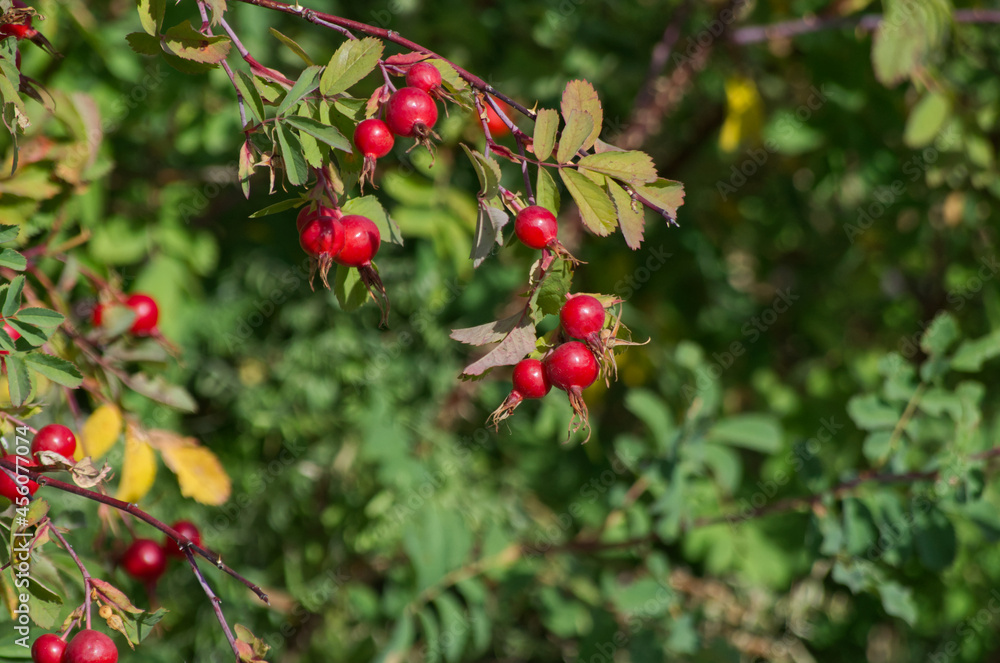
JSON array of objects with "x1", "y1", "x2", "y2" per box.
[
  {"x1": 149, "y1": 430, "x2": 231, "y2": 505},
  {"x1": 77, "y1": 404, "x2": 123, "y2": 460},
  {"x1": 115, "y1": 425, "x2": 157, "y2": 503},
  {"x1": 718, "y1": 76, "x2": 763, "y2": 153}
]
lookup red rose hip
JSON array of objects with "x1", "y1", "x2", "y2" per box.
[
  {"x1": 62, "y1": 629, "x2": 118, "y2": 663},
  {"x1": 163, "y1": 520, "x2": 202, "y2": 559},
  {"x1": 121, "y1": 538, "x2": 166, "y2": 583},
  {"x1": 31, "y1": 423, "x2": 77, "y2": 460},
  {"x1": 385, "y1": 87, "x2": 438, "y2": 138},
  {"x1": 559, "y1": 295, "x2": 606, "y2": 340},
  {"x1": 124, "y1": 294, "x2": 158, "y2": 335},
  {"x1": 334, "y1": 215, "x2": 381, "y2": 268},
  {"x1": 0, "y1": 454, "x2": 39, "y2": 502},
  {"x1": 514, "y1": 206, "x2": 558, "y2": 250},
  {"x1": 30, "y1": 633, "x2": 66, "y2": 663},
  {"x1": 406, "y1": 62, "x2": 442, "y2": 92}
]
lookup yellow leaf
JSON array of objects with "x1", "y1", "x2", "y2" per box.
[
  {"x1": 77, "y1": 404, "x2": 123, "y2": 460},
  {"x1": 115, "y1": 425, "x2": 157, "y2": 503},
  {"x1": 718, "y1": 76, "x2": 763, "y2": 154},
  {"x1": 148, "y1": 430, "x2": 231, "y2": 506}
]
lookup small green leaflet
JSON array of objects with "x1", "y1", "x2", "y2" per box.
[
  {"x1": 576, "y1": 151, "x2": 657, "y2": 185},
  {"x1": 471, "y1": 202, "x2": 507, "y2": 268},
  {"x1": 461, "y1": 144, "x2": 502, "y2": 200},
  {"x1": 234, "y1": 72, "x2": 266, "y2": 126},
  {"x1": 555, "y1": 111, "x2": 593, "y2": 164},
  {"x1": 24, "y1": 353, "x2": 83, "y2": 388},
  {"x1": 3, "y1": 274, "x2": 23, "y2": 317},
  {"x1": 275, "y1": 66, "x2": 322, "y2": 117},
  {"x1": 125, "y1": 32, "x2": 160, "y2": 56},
  {"x1": 334, "y1": 265, "x2": 369, "y2": 312},
  {"x1": 248, "y1": 197, "x2": 302, "y2": 218},
  {"x1": 269, "y1": 27, "x2": 315, "y2": 66},
  {"x1": 606, "y1": 179, "x2": 644, "y2": 250},
  {"x1": 0, "y1": 248, "x2": 25, "y2": 270},
  {"x1": 561, "y1": 79, "x2": 603, "y2": 150},
  {"x1": 0, "y1": 224, "x2": 17, "y2": 243},
  {"x1": 320, "y1": 37, "x2": 384, "y2": 97},
  {"x1": 632, "y1": 178, "x2": 685, "y2": 221},
  {"x1": 275, "y1": 123, "x2": 307, "y2": 187},
  {"x1": 14, "y1": 307, "x2": 64, "y2": 327},
  {"x1": 531, "y1": 258, "x2": 573, "y2": 319},
  {"x1": 532, "y1": 109, "x2": 559, "y2": 162},
  {"x1": 4, "y1": 355, "x2": 30, "y2": 407},
  {"x1": 282, "y1": 115, "x2": 352, "y2": 152},
  {"x1": 137, "y1": 0, "x2": 166, "y2": 36},
  {"x1": 536, "y1": 167, "x2": 560, "y2": 215},
  {"x1": 162, "y1": 21, "x2": 231, "y2": 64},
  {"x1": 559, "y1": 168, "x2": 617, "y2": 236}
]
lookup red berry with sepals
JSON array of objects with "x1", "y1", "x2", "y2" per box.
[
  {"x1": 354, "y1": 119, "x2": 395, "y2": 191},
  {"x1": 514, "y1": 206, "x2": 558, "y2": 250},
  {"x1": 299, "y1": 211, "x2": 345, "y2": 291},
  {"x1": 0, "y1": 322, "x2": 20, "y2": 355},
  {"x1": 332, "y1": 215, "x2": 390, "y2": 327},
  {"x1": 0, "y1": 454, "x2": 39, "y2": 502},
  {"x1": 125, "y1": 294, "x2": 158, "y2": 336},
  {"x1": 488, "y1": 358, "x2": 552, "y2": 428},
  {"x1": 385, "y1": 87, "x2": 439, "y2": 154},
  {"x1": 0, "y1": 0, "x2": 32, "y2": 40},
  {"x1": 121, "y1": 538, "x2": 166, "y2": 583},
  {"x1": 62, "y1": 629, "x2": 118, "y2": 663},
  {"x1": 543, "y1": 342, "x2": 600, "y2": 443},
  {"x1": 31, "y1": 423, "x2": 77, "y2": 460},
  {"x1": 560, "y1": 295, "x2": 606, "y2": 341},
  {"x1": 30, "y1": 633, "x2": 66, "y2": 663},
  {"x1": 406, "y1": 62, "x2": 442, "y2": 93},
  {"x1": 163, "y1": 520, "x2": 202, "y2": 559}
]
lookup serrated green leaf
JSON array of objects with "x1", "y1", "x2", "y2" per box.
[
  {"x1": 298, "y1": 126, "x2": 323, "y2": 168},
  {"x1": 577, "y1": 151, "x2": 657, "y2": 185},
  {"x1": 320, "y1": 37, "x2": 384, "y2": 97},
  {"x1": 269, "y1": 27, "x2": 314, "y2": 66},
  {"x1": 556, "y1": 110, "x2": 594, "y2": 163},
  {"x1": 6, "y1": 319, "x2": 47, "y2": 347},
  {"x1": 125, "y1": 32, "x2": 161, "y2": 56},
  {"x1": 234, "y1": 71, "x2": 266, "y2": 126},
  {"x1": 0, "y1": 224, "x2": 16, "y2": 244},
  {"x1": 536, "y1": 166, "x2": 560, "y2": 215},
  {"x1": 334, "y1": 265, "x2": 370, "y2": 312},
  {"x1": 561, "y1": 79, "x2": 602, "y2": 150},
  {"x1": 4, "y1": 355, "x2": 30, "y2": 407},
  {"x1": 0, "y1": 248, "x2": 26, "y2": 271},
  {"x1": 24, "y1": 353, "x2": 83, "y2": 388},
  {"x1": 120, "y1": 607, "x2": 169, "y2": 645},
  {"x1": 248, "y1": 198, "x2": 302, "y2": 218},
  {"x1": 282, "y1": 115, "x2": 352, "y2": 152},
  {"x1": 471, "y1": 202, "x2": 507, "y2": 268},
  {"x1": 14, "y1": 307, "x2": 64, "y2": 328},
  {"x1": 460, "y1": 144, "x2": 502, "y2": 200},
  {"x1": 127, "y1": 373, "x2": 197, "y2": 412},
  {"x1": 632, "y1": 178, "x2": 685, "y2": 221},
  {"x1": 137, "y1": 0, "x2": 166, "y2": 36},
  {"x1": 706, "y1": 414, "x2": 782, "y2": 453},
  {"x1": 533, "y1": 108, "x2": 559, "y2": 162},
  {"x1": 162, "y1": 21, "x2": 231, "y2": 64},
  {"x1": 275, "y1": 66, "x2": 322, "y2": 117},
  {"x1": 559, "y1": 168, "x2": 617, "y2": 236},
  {"x1": 343, "y1": 195, "x2": 402, "y2": 245},
  {"x1": 275, "y1": 123, "x2": 307, "y2": 187},
  {"x1": 904, "y1": 92, "x2": 951, "y2": 148},
  {"x1": 3, "y1": 274, "x2": 23, "y2": 317},
  {"x1": 606, "y1": 178, "x2": 644, "y2": 249}
]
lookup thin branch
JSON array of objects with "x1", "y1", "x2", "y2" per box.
[
  {"x1": 185, "y1": 548, "x2": 241, "y2": 662},
  {"x1": 44, "y1": 520, "x2": 95, "y2": 630},
  {"x1": 730, "y1": 9, "x2": 1000, "y2": 45},
  {"x1": 0, "y1": 458, "x2": 270, "y2": 605}
]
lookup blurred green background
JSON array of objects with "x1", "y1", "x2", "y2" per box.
[{"x1": 4, "y1": 0, "x2": 1000, "y2": 661}]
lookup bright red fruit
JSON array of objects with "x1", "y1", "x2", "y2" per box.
[
  {"x1": 354, "y1": 119, "x2": 395, "y2": 159},
  {"x1": 512, "y1": 358, "x2": 551, "y2": 399},
  {"x1": 385, "y1": 87, "x2": 438, "y2": 138},
  {"x1": 62, "y1": 630, "x2": 118, "y2": 663},
  {"x1": 0, "y1": 454, "x2": 39, "y2": 502},
  {"x1": 31, "y1": 424, "x2": 77, "y2": 460},
  {"x1": 0, "y1": 322, "x2": 20, "y2": 355},
  {"x1": 121, "y1": 539, "x2": 166, "y2": 583},
  {"x1": 299, "y1": 215, "x2": 345, "y2": 259},
  {"x1": 406, "y1": 62, "x2": 442, "y2": 92},
  {"x1": 560, "y1": 295, "x2": 606, "y2": 340},
  {"x1": 125, "y1": 294, "x2": 158, "y2": 335},
  {"x1": 484, "y1": 99, "x2": 512, "y2": 137},
  {"x1": 334, "y1": 215, "x2": 381, "y2": 268},
  {"x1": 163, "y1": 520, "x2": 202, "y2": 559},
  {"x1": 30, "y1": 633, "x2": 66, "y2": 663},
  {"x1": 544, "y1": 342, "x2": 599, "y2": 392},
  {"x1": 514, "y1": 206, "x2": 558, "y2": 250}
]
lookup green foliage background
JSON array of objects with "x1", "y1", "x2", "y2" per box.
[{"x1": 4, "y1": 0, "x2": 1000, "y2": 661}]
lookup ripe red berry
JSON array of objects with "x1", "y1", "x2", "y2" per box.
[
  {"x1": 385, "y1": 87, "x2": 438, "y2": 138},
  {"x1": 512, "y1": 358, "x2": 551, "y2": 400},
  {"x1": 560, "y1": 295, "x2": 606, "y2": 340},
  {"x1": 125, "y1": 294, "x2": 158, "y2": 335},
  {"x1": 1, "y1": 1, "x2": 33, "y2": 40},
  {"x1": 163, "y1": 520, "x2": 202, "y2": 559},
  {"x1": 62, "y1": 629, "x2": 118, "y2": 663},
  {"x1": 484, "y1": 99, "x2": 512, "y2": 137},
  {"x1": 406, "y1": 62, "x2": 442, "y2": 92},
  {"x1": 0, "y1": 322, "x2": 20, "y2": 355},
  {"x1": 31, "y1": 633, "x2": 66, "y2": 663},
  {"x1": 31, "y1": 424, "x2": 77, "y2": 460},
  {"x1": 514, "y1": 206, "x2": 559, "y2": 250},
  {"x1": 354, "y1": 118, "x2": 395, "y2": 159},
  {"x1": 0, "y1": 454, "x2": 39, "y2": 502},
  {"x1": 334, "y1": 215, "x2": 381, "y2": 267},
  {"x1": 121, "y1": 538, "x2": 166, "y2": 583},
  {"x1": 299, "y1": 215, "x2": 345, "y2": 259},
  {"x1": 544, "y1": 342, "x2": 599, "y2": 392}
]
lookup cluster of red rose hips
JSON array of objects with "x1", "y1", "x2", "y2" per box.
[
  {"x1": 91, "y1": 293, "x2": 159, "y2": 337},
  {"x1": 120, "y1": 519, "x2": 203, "y2": 584},
  {"x1": 353, "y1": 61, "x2": 442, "y2": 189}
]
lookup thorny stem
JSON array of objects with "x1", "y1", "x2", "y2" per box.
[
  {"x1": 185, "y1": 548, "x2": 241, "y2": 661},
  {"x1": 198, "y1": 2, "x2": 250, "y2": 136},
  {"x1": 44, "y1": 520, "x2": 95, "y2": 630},
  {"x1": 0, "y1": 457, "x2": 270, "y2": 604},
  {"x1": 229, "y1": 0, "x2": 534, "y2": 120}
]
